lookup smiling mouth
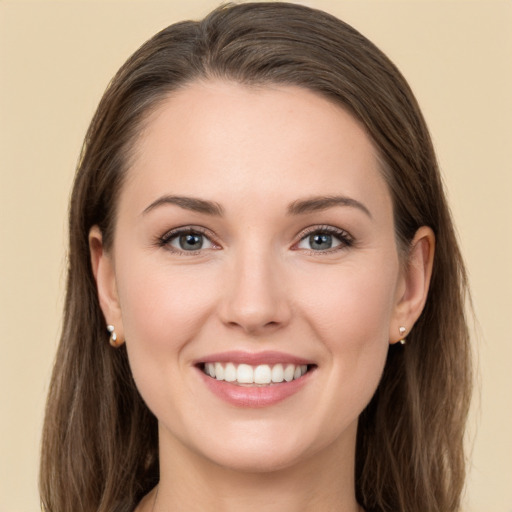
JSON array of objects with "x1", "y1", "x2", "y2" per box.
[{"x1": 200, "y1": 362, "x2": 315, "y2": 386}]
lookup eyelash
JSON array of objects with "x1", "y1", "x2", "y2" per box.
[
  {"x1": 157, "y1": 226, "x2": 219, "y2": 255},
  {"x1": 294, "y1": 225, "x2": 354, "y2": 254},
  {"x1": 156, "y1": 225, "x2": 354, "y2": 255}
]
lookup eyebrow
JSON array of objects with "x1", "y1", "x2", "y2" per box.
[
  {"x1": 142, "y1": 195, "x2": 224, "y2": 216},
  {"x1": 142, "y1": 193, "x2": 371, "y2": 218},
  {"x1": 287, "y1": 195, "x2": 372, "y2": 218}
]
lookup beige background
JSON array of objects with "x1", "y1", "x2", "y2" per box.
[{"x1": 1, "y1": 1, "x2": 511, "y2": 511}]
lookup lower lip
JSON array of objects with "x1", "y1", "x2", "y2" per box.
[{"x1": 197, "y1": 368, "x2": 313, "y2": 408}]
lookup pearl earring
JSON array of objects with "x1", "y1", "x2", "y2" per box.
[
  {"x1": 399, "y1": 326, "x2": 407, "y2": 345},
  {"x1": 107, "y1": 324, "x2": 123, "y2": 347}
]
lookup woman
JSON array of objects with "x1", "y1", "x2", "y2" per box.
[{"x1": 39, "y1": 2, "x2": 472, "y2": 511}]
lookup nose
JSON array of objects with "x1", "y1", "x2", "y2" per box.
[{"x1": 218, "y1": 247, "x2": 292, "y2": 335}]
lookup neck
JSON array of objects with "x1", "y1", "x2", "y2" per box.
[{"x1": 149, "y1": 423, "x2": 361, "y2": 512}]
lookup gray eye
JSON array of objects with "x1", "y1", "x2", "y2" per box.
[
  {"x1": 297, "y1": 231, "x2": 343, "y2": 251},
  {"x1": 170, "y1": 232, "x2": 213, "y2": 251},
  {"x1": 309, "y1": 233, "x2": 333, "y2": 250}
]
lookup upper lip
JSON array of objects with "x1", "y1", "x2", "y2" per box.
[{"x1": 195, "y1": 351, "x2": 314, "y2": 366}]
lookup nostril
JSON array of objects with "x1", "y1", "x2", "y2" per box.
[
  {"x1": 224, "y1": 317, "x2": 284, "y2": 334},
  {"x1": 217, "y1": 268, "x2": 292, "y2": 333}
]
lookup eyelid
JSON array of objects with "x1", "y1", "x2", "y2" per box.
[
  {"x1": 156, "y1": 224, "x2": 353, "y2": 255},
  {"x1": 293, "y1": 224, "x2": 354, "y2": 252},
  {"x1": 157, "y1": 225, "x2": 221, "y2": 254}
]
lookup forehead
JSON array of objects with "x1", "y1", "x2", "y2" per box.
[{"x1": 123, "y1": 80, "x2": 391, "y2": 216}]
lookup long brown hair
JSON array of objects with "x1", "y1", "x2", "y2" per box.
[{"x1": 40, "y1": 3, "x2": 472, "y2": 511}]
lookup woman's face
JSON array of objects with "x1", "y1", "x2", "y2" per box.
[{"x1": 95, "y1": 81, "x2": 409, "y2": 473}]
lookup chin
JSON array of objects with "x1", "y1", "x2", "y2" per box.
[
  {"x1": 204, "y1": 445, "x2": 311, "y2": 474},
  {"x1": 183, "y1": 419, "x2": 349, "y2": 476}
]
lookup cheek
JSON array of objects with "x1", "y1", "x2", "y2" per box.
[
  {"x1": 296, "y1": 259, "x2": 398, "y2": 404},
  {"x1": 116, "y1": 255, "x2": 215, "y2": 343},
  {"x1": 298, "y1": 259, "x2": 398, "y2": 346},
  {"x1": 114, "y1": 255, "x2": 218, "y2": 387},
  {"x1": 114, "y1": 260, "x2": 224, "y2": 428}
]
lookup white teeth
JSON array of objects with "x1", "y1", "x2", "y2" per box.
[
  {"x1": 203, "y1": 362, "x2": 310, "y2": 385},
  {"x1": 283, "y1": 364, "x2": 295, "y2": 382},
  {"x1": 214, "y1": 362, "x2": 224, "y2": 381},
  {"x1": 254, "y1": 364, "x2": 272, "y2": 384},
  {"x1": 237, "y1": 364, "x2": 254, "y2": 384},
  {"x1": 224, "y1": 362, "x2": 237, "y2": 382},
  {"x1": 271, "y1": 364, "x2": 284, "y2": 383}
]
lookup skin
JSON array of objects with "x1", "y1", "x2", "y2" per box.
[{"x1": 90, "y1": 81, "x2": 434, "y2": 512}]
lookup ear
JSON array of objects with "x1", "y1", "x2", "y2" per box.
[
  {"x1": 89, "y1": 225, "x2": 124, "y2": 344},
  {"x1": 390, "y1": 226, "x2": 435, "y2": 344}
]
